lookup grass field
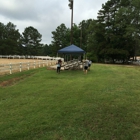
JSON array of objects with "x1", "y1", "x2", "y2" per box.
[{"x1": 0, "y1": 64, "x2": 140, "y2": 140}]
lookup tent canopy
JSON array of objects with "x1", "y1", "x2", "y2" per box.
[{"x1": 58, "y1": 44, "x2": 85, "y2": 54}]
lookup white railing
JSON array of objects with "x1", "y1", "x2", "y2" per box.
[
  {"x1": 0, "y1": 60, "x2": 57, "y2": 75},
  {"x1": 0, "y1": 55, "x2": 63, "y2": 61}
]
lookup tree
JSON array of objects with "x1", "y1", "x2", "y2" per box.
[
  {"x1": 72, "y1": 23, "x2": 81, "y2": 47},
  {"x1": 79, "y1": 19, "x2": 93, "y2": 52},
  {"x1": 86, "y1": 20, "x2": 99, "y2": 62},
  {"x1": 0, "y1": 22, "x2": 21, "y2": 55},
  {"x1": 121, "y1": 0, "x2": 140, "y2": 60},
  {"x1": 21, "y1": 26, "x2": 42, "y2": 56},
  {"x1": 93, "y1": 0, "x2": 140, "y2": 62},
  {"x1": 88, "y1": 0, "x2": 140, "y2": 62},
  {"x1": 40, "y1": 44, "x2": 53, "y2": 56},
  {"x1": 51, "y1": 23, "x2": 70, "y2": 56},
  {"x1": 97, "y1": 0, "x2": 127, "y2": 62},
  {"x1": 0, "y1": 22, "x2": 5, "y2": 54}
]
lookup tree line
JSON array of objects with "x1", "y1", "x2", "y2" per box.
[
  {"x1": 0, "y1": 22, "x2": 42, "y2": 56},
  {"x1": 0, "y1": 0, "x2": 140, "y2": 63}
]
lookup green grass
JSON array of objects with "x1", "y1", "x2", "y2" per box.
[{"x1": 0, "y1": 64, "x2": 140, "y2": 140}]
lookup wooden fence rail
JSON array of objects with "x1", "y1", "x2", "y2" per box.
[{"x1": 0, "y1": 60, "x2": 57, "y2": 75}]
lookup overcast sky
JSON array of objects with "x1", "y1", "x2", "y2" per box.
[{"x1": 0, "y1": 0, "x2": 107, "y2": 45}]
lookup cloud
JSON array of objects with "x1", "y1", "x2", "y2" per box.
[
  {"x1": 0, "y1": 0, "x2": 37, "y2": 20},
  {"x1": 0, "y1": 0, "x2": 107, "y2": 44}
]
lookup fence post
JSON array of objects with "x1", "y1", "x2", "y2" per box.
[
  {"x1": 9, "y1": 63, "x2": 12, "y2": 74},
  {"x1": 39, "y1": 61, "x2": 40, "y2": 67},
  {"x1": 47, "y1": 61, "x2": 48, "y2": 66},
  {"x1": 20, "y1": 62, "x2": 22, "y2": 72}
]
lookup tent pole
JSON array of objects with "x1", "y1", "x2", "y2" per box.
[
  {"x1": 64, "y1": 54, "x2": 65, "y2": 62},
  {"x1": 66, "y1": 55, "x2": 68, "y2": 62}
]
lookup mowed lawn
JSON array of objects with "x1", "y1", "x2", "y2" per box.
[{"x1": 0, "y1": 64, "x2": 140, "y2": 140}]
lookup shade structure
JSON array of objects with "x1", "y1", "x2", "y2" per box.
[{"x1": 58, "y1": 44, "x2": 85, "y2": 54}]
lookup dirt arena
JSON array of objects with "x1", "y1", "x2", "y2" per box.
[
  {"x1": 0, "y1": 58, "x2": 57, "y2": 75},
  {"x1": 0, "y1": 58, "x2": 45, "y2": 65}
]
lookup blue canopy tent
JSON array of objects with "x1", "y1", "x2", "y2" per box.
[
  {"x1": 57, "y1": 44, "x2": 85, "y2": 61},
  {"x1": 58, "y1": 44, "x2": 85, "y2": 54}
]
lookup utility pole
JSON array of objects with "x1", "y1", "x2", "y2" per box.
[
  {"x1": 68, "y1": 0, "x2": 74, "y2": 45},
  {"x1": 80, "y1": 24, "x2": 82, "y2": 48}
]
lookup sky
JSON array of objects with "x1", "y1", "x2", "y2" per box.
[{"x1": 0, "y1": 0, "x2": 107, "y2": 45}]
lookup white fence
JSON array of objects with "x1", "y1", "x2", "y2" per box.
[
  {"x1": 0, "y1": 55, "x2": 63, "y2": 60},
  {"x1": 0, "y1": 60, "x2": 57, "y2": 75}
]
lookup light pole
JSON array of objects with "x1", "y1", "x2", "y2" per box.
[{"x1": 68, "y1": 0, "x2": 74, "y2": 45}]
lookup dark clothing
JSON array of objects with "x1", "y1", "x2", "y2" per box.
[
  {"x1": 57, "y1": 66, "x2": 60, "y2": 73},
  {"x1": 88, "y1": 60, "x2": 92, "y2": 67},
  {"x1": 57, "y1": 60, "x2": 61, "y2": 73},
  {"x1": 84, "y1": 60, "x2": 89, "y2": 69},
  {"x1": 84, "y1": 66, "x2": 88, "y2": 70}
]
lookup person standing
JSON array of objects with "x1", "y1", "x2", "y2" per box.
[
  {"x1": 84, "y1": 59, "x2": 89, "y2": 74},
  {"x1": 56, "y1": 60, "x2": 61, "y2": 73},
  {"x1": 88, "y1": 60, "x2": 92, "y2": 71},
  {"x1": 59, "y1": 59, "x2": 62, "y2": 68}
]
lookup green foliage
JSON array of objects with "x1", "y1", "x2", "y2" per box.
[
  {"x1": 79, "y1": 19, "x2": 93, "y2": 52},
  {"x1": 50, "y1": 20, "x2": 93, "y2": 56},
  {"x1": 0, "y1": 22, "x2": 43, "y2": 56},
  {"x1": 51, "y1": 23, "x2": 70, "y2": 56},
  {"x1": 0, "y1": 22, "x2": 21, "y2": 55},
  {"x1": 86, "y1": 52, "x2": 98, "y2": 62},
  {"x1": 21, "y1": 26, "x2": 42, "y2": 56},
  {"x1": 88, "y1": 0, "x2": 140, "y2": 62},
  {"x1": 0, "y1": 65, "x2": 140, "y2": 139},
  {"x1": 72, "y1": 24, "x2": 81, "y2": 46}
]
